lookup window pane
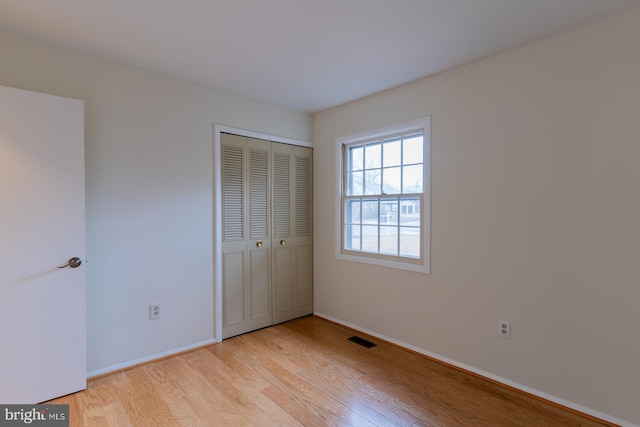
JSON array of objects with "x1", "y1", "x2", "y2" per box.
[
  {"x1": 380, "y1": 226, "x2": 398, "y2": 255},
  {"x1": 349, "y1": 146, "x2": 364, "y2": 171},
  {"x1": 347, "y1": 171, "x2": 363, "y2": 196},
  {"x1": 345, "y1": 199, "x2": 361, "y2": 224},
  {"x1": 365, "y1": 143, "x2": 381, "y2": 169},
  {"x1": 382, "y1": 167, "x2": 401, "y2": 194},
  {"x1": 400, "y1": 198, "x2": 420, "y2": 225},
  {"x1": 362, "y1": 225, "x2": 378, "y2": 253},
  {"x1": 402, "y1": 165, "x2": 423, "y2": 193},
  {"x1": 379, "y1": 199, "x2": 398, "y2": 225},
  {"x1": 361, "y1": 199, "x2": 378, "y2": 224},
  {"x1": 383, "y1": 138, "x2": 401, "y2": 167},
  {"x1": 403, "y1": 134, "x2": 423, "y2": 165},
  {"x1": 399, "y1": 226, "x2": 420, "y2": 258},
  {"x1": 344, "y1": 224, "x2": 360, "y2": 251},
  {"x1": 364, "y1": 170, "x2": 381, "y2": 195}
]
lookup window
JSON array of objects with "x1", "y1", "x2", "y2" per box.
[{"x1": 336, "y1": 117, "x2": 430, "y2": 273}]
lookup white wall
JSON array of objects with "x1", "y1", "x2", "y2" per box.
[
  {"x1": 313, "y1": 8, "x2": 640, "y2": 426},
  {"x1": 0, "y1": 29, "x2": 311, "y2": 373}
]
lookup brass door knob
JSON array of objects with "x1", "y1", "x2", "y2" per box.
[
  {"x1": 256, "y1": 240, "x2": 263, "y2": 247},
  {"x1": 280, "y1": 240, "x2": 286, "y2": 245}
]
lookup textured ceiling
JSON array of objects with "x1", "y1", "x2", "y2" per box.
[{"x1": 1, "y1": 0, "x2": 639, "y2": 112}]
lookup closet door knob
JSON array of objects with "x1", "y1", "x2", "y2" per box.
[
  {"x1": 280, "y1": 240, "x2": 286, "y2": 245},
  {"x1": 256, "y1": 240, "x2": 263, "y2": 247}
]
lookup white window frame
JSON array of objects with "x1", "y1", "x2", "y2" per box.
[{"x1": 335, "y1": 116, "x2": 431, "y2": 274}]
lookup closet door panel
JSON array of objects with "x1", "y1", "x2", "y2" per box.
[
  {"x1": 247, "y1": 138, "x2": 272, "y2": 330},
  {"x1": 221, "y1": 133, "x2": 249, "y2": 338},
  {"x1": 273, "y1": 245, "x2": 293, "y2": 322},
  {"x1": 294, "y1": 244, "x2": 313, "y2": 314},
  {"x1": 293, "y1": 146, "x2": 313, "y2": 317},
  {"x1": 249, "y1": 248, "x2": 270, "y2": 324},
  {"x1": 271, "y1": 143, "x2": 294, "y2": 324},
  {"x1": 222, "y1": 251, "x2": 245, "y2": 326}
]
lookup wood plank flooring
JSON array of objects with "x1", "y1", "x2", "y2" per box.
[{"x1": 47, "y1": 316, "x2": 609, "y2": 426}]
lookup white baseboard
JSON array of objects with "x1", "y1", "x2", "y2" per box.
[
  {"x1": 314, "y1": 312, "x2": 637, "y2": 427},
  {"x1": 86, "y1": 338, "x2": 217, "y2": 379}
]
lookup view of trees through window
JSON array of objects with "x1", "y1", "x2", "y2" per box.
[{"x1": 343, "y1": 132, "x2": 424, "y2": 259}]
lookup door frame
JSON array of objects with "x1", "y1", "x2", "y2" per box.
[{"x1": 213, "y1": 124, "x2": 313, "y2": 341}]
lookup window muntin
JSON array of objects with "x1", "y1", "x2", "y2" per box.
[{"x1": 342, "y1": 131, "x2": 424, "y2": 262}]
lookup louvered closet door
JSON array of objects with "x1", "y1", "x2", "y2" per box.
[
  {"x1": 246, "y1": 137, "x2": 272, "y2": 332},
  {"x1": 271, "y1": 142, "x2": 294, "y2": 324},
  {"x1": 292, "y1": 145, "x2": 313, "y2": 318},
  {"x1": 221, "y1": 133, "x2": 313, "y2": 337},
  {"x1": 221, "y1": 133, "x2": 248, "y2": 338},
  {"x1": 221, "y1": 134, "x2": 273, "y2": 338},
  {"x1": 271, "y1": 143, "x2": 313, "y2": 324}
]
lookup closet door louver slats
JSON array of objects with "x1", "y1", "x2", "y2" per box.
[
  {"x1": 222, "y1": 144, "x2": 244, "y2": 241},
  {"x1": 249, "y1": 148, "x2": 269, "y2": 239},
  {"x1": 273, "y1": 152, "x2": 291, "y2": 237},
  {"x1": 295, "y1": 155, "x2": 311, "y2": 236}
]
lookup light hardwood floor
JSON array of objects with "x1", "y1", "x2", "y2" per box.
[{"x1": 47, "y1": 316, "x2": 610, "y2": 426}]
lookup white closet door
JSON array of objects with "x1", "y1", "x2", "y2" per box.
[
  {"x1": 271, "y1": 142, "x2": 294, "y2": 324},
  {"x1": 221, "y1": 133, "x2": 248, "y2": 338},
  {"x1": 292, "y1": 146, "x2": 313, "y2": 318},
  {"x1": 221, "y1": 134, "x2": 273, "y2": 338},
  {"x1": 221, "y1": 133, "x2": 312, "y2": 336},
  {"x1": 246, "y1": 138, "x2": 272, "y2": 331}
]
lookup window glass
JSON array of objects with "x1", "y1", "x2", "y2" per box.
[
  {"x1": 383, "y1": 167, "x2": 401, "y2": 194},
  {"x1": 402, "y1": 164, "x2": 423, "y2": 193},
  {"x1": 365, "y1": 143, "x2": 381, "y2": 169},
  {"x1": 383, "y1": 138, "x2": 402, "y2": 167}
]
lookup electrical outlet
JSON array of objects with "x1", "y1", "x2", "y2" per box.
[
  {"x1": 149, "y1": 303, "x2": 162, "y2": 320},
  {"x1": 498, "y1": 320, "x2": 511, "y2": 339}
]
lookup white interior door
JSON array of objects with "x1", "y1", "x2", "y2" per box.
[{"x1": 0, "y1": 85, "x2": 86, "y2": 403}]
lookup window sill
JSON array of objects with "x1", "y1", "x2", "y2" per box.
[{"x1": 336, "y1": 252, "x2": 430, "y2": 274}]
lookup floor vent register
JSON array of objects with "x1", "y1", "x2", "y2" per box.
[{"x1": 348, "y1": 336, "x2": 377, "y2": 349}]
